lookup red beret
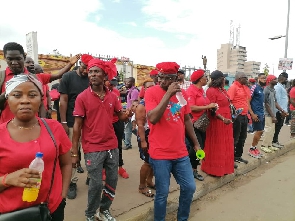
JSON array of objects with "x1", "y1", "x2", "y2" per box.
[
  {"x1": 150, "y1": 69, "x2": 158, "y2": 76},
  {"x1": 266, "y1": 75, "x2": 276, "y2": 85},
  {"x1": 81, "y1": 54, "x2": 93, "y2": 65},
  {"x1": 156, "y1": 62, "x2": 180, "y2": 74},
  {"x1": 249, "y1": 78, "x2": 256, "y2": 83},
  {"x1": 87, "y1": 58, "x2": 117, "y2": 80},
  {"x1": 191, "y1": 70, "x2": 205, "y2": 82}
]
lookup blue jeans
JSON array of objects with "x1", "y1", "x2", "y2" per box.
[
  {"x1": 149, "y1": 156, "x2": 196, "y2": 221},
  {"x1": 123, "y1": 119, "x2": 132, "y2": 147}
]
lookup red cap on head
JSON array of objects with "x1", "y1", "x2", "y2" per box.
[
  {"x1": 150, "y1": 69, "x2": 158, "y2": 76},
  {"x1": 249, "y1": 78, "x2": 256, "y2": 83},
  {"x1": 81, "y1": 54, "x2": 93, "y2": 65},
  {"x1": 191, "y1": 69, "x2": 205, "y2": 82},
  {"x1": 156, "y1": 62, "x2": 180, "y2": 74},
  {"x1": 87, "y1": 58, "x2": 117, "y2": 80},
  {"x1": 266, "y1": 75, "x2": 276, "y2": 85}
]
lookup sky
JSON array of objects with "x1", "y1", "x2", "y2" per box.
[{"x1": 0, "y1": 0, "x2": 294, "y2": 76}]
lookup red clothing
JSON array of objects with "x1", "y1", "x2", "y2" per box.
[
  {"x1": 73, "y1": 87, "x2": 122, "y2": 153},
  {"x1": 227, "y1": 81, "x2": 250, "y2": 115},
  {"x1": 111, "y1": 87, "x2": 120, "y2": 123},
  {"x1": 139, "y1": 86, "x2": 145, "y2": 99},
  {"x1": 0, "y1": 67, "x2": 51, "y2": 123},
  {"x1": 186, "y1": 84, "x2": 210, "y2": 123},
  {"x1": 201, "y1": 87, "x2": 234, "y2": 176},
  {"x1": 145, "y1": 85, "x2": 190, "y2": 160},
  {"x1": 290, "y1": 87, "x2": 295, "y2": 111},
  {"x1": 0, "y1": 118, "x2": 71, "y2": 214}
]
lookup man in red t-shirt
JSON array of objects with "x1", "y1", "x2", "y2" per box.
[
  {"x1": 0, "y1": 42, "x2": 80, "y2": 123},
  {"x1": 145, "y1": 61, "x2": 200, "y2": 221},
  {"x1": 72, "y1": 58, "x2": 131, "y2": 221}
]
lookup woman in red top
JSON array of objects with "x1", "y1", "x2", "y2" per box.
[
  {"x1": 0, "y1": 75, "x2": 72, "y2": 221},
  {"x1": 201, "y1": 70, "x2": 234, "y2": 177},
  {"x1": 186, "y1": 70, "x2": 217, "y2": 181}
]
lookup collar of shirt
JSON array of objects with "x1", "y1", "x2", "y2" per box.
[
  {"x1": 5, "y1": 67, "x2": 29, "y2": 76},
  {"x1": 90, "y1": 85, "x2": 109, "y2": 96}
]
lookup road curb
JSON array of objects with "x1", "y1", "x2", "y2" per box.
[{"x1": 117, "y1": 140, "x2": 295, "y2": 221}]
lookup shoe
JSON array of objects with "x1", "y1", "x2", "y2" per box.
[
  {"x1": 122, "y1": 145, "x2": 132, "y2": 150},
  {"x1": 85, "y1": 216, "x2": 95, "y2": 221},
  {"x1": 269, "y1": 146, "x2": 279, "y2": 151},
  {"x1": 118, "y1": 167, "x2": 129, "y2": 179},
  {"x1": 102, "y1": 169, "x2": 106, "y2": 181},
  {"x1": 248, "y1": 148, "x2": 260, "y2": 159},
  {"x1": 86, "y1": 177, "x2": 90, "y2": 186},
  {"x1": 234, "y1": 163, "x2": 238, "y2": 169},
  {"x1": 254, "y1": 148, "x2": 262, "y2": 158},
  {"x1": 273, "y1": 142, "x2": 284, "y2": 148},
  {"x1": 97, "y1": 210, "x2": 116, "y2": 221},
  {"x1": 77, "y1": 165, "x2": 84, "y2": 173},
  {"x1": 67, "y1": 182, "x2": 77, "y2": 199},
  {"x1": 193, "y1": 170, "x2": 204, "y2": 181},
  {"x1": 234, "y1": 157, "x2": 248, "y2": 164},
  {"x1": 261, "y1": 146, "x2": 273, "y2": 153}
]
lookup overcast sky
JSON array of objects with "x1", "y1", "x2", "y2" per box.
[{"x1": 0, "y1": 0, "x2": 293, "y2": 76}]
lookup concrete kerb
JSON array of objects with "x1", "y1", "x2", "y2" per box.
[{"x1": 117, "y1": 140, "x2": 295, "y2": 221}]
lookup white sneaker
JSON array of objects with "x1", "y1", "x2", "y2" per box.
[
  {"x1": 269, "y1": 146, "x2": 279, "y2": 151},
  {"x1": 97, "y1": 210, "x2": 116, "y2": 221}
]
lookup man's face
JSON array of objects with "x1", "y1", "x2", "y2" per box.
[
  {"x1": 158, "y1": 74, "x2": 177, "y2": 91},
  {"x1": 126, "y1": 80, "x2": 133, "y2": 89},
  {"x1": 271, "y1": 78, "x2": 278, "y2": 86},
  {"x1": 258, "y1": 75, "x2": 266, "y2": 86},
  {"x1": 79, "y1": 62, "x2": 88, "y2": 77},
  {"x1": 150, "y1": 75, "x2": 158, "y2": 84},
  {"x1": 144, "y1": 82, "x2": 155, "y2": 90},
  {"x1": 282, "y1": 76, "x2": 288, "y2": 84},
  {"x1": 239, "y1": 74, "x2": 248, "y2": 85},
  {"x1": 88, "y1": 66, "x2": 105, "y2": 86},
  {"x1": 177, "y1": 73, "x2": 185, "y2": 81},
  {"x1": 5, "y1": 50, "x2": 25, "y2": 75},
  {"x1": 24, "y1": 57, "x2": 35, "y2": 73}
]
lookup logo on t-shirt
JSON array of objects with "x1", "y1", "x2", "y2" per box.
[{"x1": 166, "y1": 101, "x2": 182, "y2": 122}]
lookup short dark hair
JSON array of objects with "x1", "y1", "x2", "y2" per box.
[
  {"x1": 258, "y1": 73, "x2": 265, "y2": 77},
  {"x1": 72, "y1": 66, "x2": 79, "y2": 71},
  {"x1": 3, "y1": 42, "x2": 25, "y2": 58},
  {"x1": 128, "y1": 77, "x2": 135, "y2": 83}
]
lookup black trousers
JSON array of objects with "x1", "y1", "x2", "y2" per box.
[
  {"x1": 113, "y1": 120, "x2": 124, "y2": 167},
  {"x1": 51, "y1": 199, "x2": 66, "y2": 221},
  {"x1": 233, "y1": 115, "x2": 248, "y2": 158},
  {"x1": 273, "y1": 111, "x2": 284, "y2": 143}
]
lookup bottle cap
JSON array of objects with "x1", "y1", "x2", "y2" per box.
[{"x1": 36, "y1": 152, "x2": 43, "y2": 158}]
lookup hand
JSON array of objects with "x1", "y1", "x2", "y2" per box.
[
  {"x1": 140, "y1": 140, "x2": 148, "y2": 152},
  {"x1": 5, "y1": 168, "x2": 41, "y2": 188},
  {"x1": 193, "y1": 144, "x2": 201, "y2": 152},
  {"x1": 272, "y1": 117, "x2": 277, "y2": 123},
  {"x1": 223, "y1": 118, "x2": 232, "y2": 125},
  {"x1": 62, "y1": 123, "x2": 69, "y2": 135},
  {"x1": 166, "y1": 82, "x2": 181, "y2": 97},
  {"x1": 71, "y1": 155, "x2": 79, "y2": 168},
  {"x1": 251, "y1": 113, "x2": 259, "y2": 122},
  {"x1": 69, "y1": 54, "x2": 81, "y2": 65},
  {"x1": 207, "y1": 103, "x2": 217, "y2": 109},
  {"x1": 281, "y1": 111, "x2": 288, "y2": 118},
  {"x1": 125, "y1": 109, "x2": 133, "y2": 118}
]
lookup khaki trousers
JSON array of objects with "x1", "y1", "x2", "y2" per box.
[{"x1": 262, "y1": 117, "x2": 275, "y2": 147}]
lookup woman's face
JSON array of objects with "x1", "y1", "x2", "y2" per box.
[
  {"x1": 7, "y1": 81, "x2": 42, "y2": 121},
  {"x1": 200, "y1": 75, "x2": 208, "y2": 86}
]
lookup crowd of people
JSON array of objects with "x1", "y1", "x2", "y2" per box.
[{"x1": 0, "y1": 41, "x2": 294, "y2": 221}]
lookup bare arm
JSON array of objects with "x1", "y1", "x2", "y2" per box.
[
  {"x1": 184, "y1": 114, "x2": 200, "y2": 151},
  {"x1": 136, "y1": 105, "x2": 147, "y2": 147},
  {"x1": 46, "y1": 90, "x2": 51, "y2": 110},
  {"x1": 117, "y1": 110, "x2": 132, "y2": 121},
  {"x1": 265, "y1": 102, "x2": 275, "y2": 118},
  {"x1": 59, "y1": 94, "x2": 68, "y2": 123},
  {"x1": 190, "y1": 103, "x2": 216, "y2": 112},
  {"x1": 72, "y1": 117, "x2": 83, "y2": 155},
  {"x1": 59, "y1": 151, "x2": 72, "y2": 198}
]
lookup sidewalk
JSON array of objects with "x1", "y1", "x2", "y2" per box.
[{"x1": 64, "y1": 125, "x2": 294, "y2": 221}]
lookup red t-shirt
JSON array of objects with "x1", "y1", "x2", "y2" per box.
[
  {"x1": 289, "y1": 87, "x2": 295, "y2": 111},
  {"x1": 0, "y1": 67, "x2": 51, "y2": 123},
  {"x1": 227, "y1": 81, "x2": 250, "y2": 115},
  {"x1": 0, "y1": 118, "x2": 71, "y2": 214},
  {"x1": 139, "y1": 87, "x2": 145, "y2": 99},
  {"x1": 145, "y1": 85, "x2": 190, "y2": 160},
  {"x1": 111, "y1": 87, "x2": 120, "y2": 123},
  {"x1": 186, "y1": 84, "x2": 210, "y2": 123},
  {"x1": 73, "y1": 87, "x2": 122, "y2": 153}
]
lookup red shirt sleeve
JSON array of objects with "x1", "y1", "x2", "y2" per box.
[
  {"x1": 73, "y1": 93, "x2": 86, "y2": 117},
  {"x1": 290, "y1": 88, "x2": 295, "y2": 98},
  {"x1": 227, "y1": 84, "x2": 236, "y2": 101},
  {"x1": 139, "y1": 87, "x2": 145, "y2": 99},
  {"x1": 187, "y1": 87, "x2": 197, "y2": 107},
  {"x1": 36, "y1": 73, "x2": 51, "y2": 85},
  {"x1": 206, "y1": 88, "x2": 221, "y2": 115},
  {"x1": 145, "y1": 87, "x2": 157, "y2": 112}
]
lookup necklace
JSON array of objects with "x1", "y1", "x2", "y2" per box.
[
  {"x1": 95, "y1": 92, "x2": 105, "y2": 99},
  {"x1": 11, "y1": 119, "x2": 39, "y2": 130}
]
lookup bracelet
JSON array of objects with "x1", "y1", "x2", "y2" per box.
[
  {"x1": 2, "y1": 173, "x2": 10, "y2": 187},
  {"x1": 61, "y1": 122, "x2": 67, "y2": 124}
]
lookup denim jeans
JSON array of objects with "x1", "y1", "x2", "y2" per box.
[
  {"x1": 123, "y1": 119, "x2": 132, "y2": 147},
  {"x1": 149, "y1": 156, "x2": 196, "y2": 221}
]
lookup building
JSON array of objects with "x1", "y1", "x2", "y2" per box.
[{"x1": 217, "y1": 43, "x2": 260, "y2": 78}]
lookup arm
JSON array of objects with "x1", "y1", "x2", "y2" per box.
[
  {"x1": 290, "y1": 97, "x2": 295, "y2": 107},
  {"x1": 135, "y1": 105, "x2": 147, "y2": 150},
  {"x1": 59, "y1": 151, "x2": 72, "y2": 198},
  {"x1": 117, "y1": 110, "x2": 132, "y2": 121},
  {"x1": 49, "y1": 54, "x2": 80, "y2": 82},
  {"x1": 46, "y1": 89, "x2": 51, "y2": 110},
  {"x1": 72, "y1": 117, "x2": 83, "y2": 156},
  {"x1": 184, "y1": 114, "x2": 200, "y2": 151},
  {"x1": 190, "y1": 104, "x2": 216, "y2": 112},
  {"x1": 59, "y1": 94, "x2": 69, "y2": 133},
  {"x1": 0, "y1": 92, "x2": 5, "y2": 110}
]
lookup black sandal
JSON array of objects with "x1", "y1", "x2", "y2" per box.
[{"x1": 139, "y1": 187, "x2": 154, "y2": 198}]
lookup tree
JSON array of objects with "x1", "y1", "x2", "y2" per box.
[{"x1": 263, "y1": 63, "x2": 270, "y2": 76}]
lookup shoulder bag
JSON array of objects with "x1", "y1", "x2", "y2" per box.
[
  {"x1": 193, "y1": 92, "x2": 210, "y2": 132},
  {"x1": 219, "y1": 88, "x2": 236, "y2": 116},
  {"x1": 0, "y1": 119, "x2": 58, "y2": 221}
]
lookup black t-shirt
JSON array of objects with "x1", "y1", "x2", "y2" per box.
[{"x1": 58, "y1": 71, "x2": 89, "y2": 127}]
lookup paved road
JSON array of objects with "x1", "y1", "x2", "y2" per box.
[{"x1": 189, "y1": 150, "x2": 295, "y2": 221}]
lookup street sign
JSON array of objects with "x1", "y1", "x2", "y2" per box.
[{"x1": 278, "y1": 58, "x2": 293, "y2": 70}]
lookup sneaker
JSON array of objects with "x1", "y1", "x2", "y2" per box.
[
  {"x1": 254, "y1": 148, "x2": 262, "y2": 158},
  {"x1": 118, "y1": 167, "x2": 129, "y2": 179},
  {"x1": 261, "y1": 146, "x2": 273, "y2": 153},
  {"x1": 248, "y1": 148, "x2": 260, "y2": 159},
  {"x1": 97, "y1": 210, "x2": 116, "y2": 221},
  {"x1": 193, "y1": 170, "x2": 204, "y2": 181},
  {"x1": 275, "y1": 142, "x2": 284, "y2": 148},
  {"x1": 67, "y1": 182, "x2": 77, "y2": 199},
  {"x1": 234, "y1": 163, "x2": 238, "y2": 169},
  {"x1": 85, "y1": 216, "x2": 95, "y2": 221},
  {"x1": 122, "y1": 145, "x2": 132, "y2": 150},
  {"x1": 234, "y1": 157, "x2": 248, "y2": 164},
  {"x1": 269, "y1": 146, "x2": 279, "y2": 151},
  {"x1": 77, "y1": 165, "x2": 84, "y2": 173}
]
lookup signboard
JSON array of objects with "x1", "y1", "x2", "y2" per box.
[
  {"x1": 26, "y1": 32, "x2": 39, "y2": 63},
  {"x1": 278, "y1": 58, "x2": 293, "y2": 70}
]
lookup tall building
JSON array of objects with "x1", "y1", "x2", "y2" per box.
[{"x1": 217, "y1": 43, "x2": 260, "y2": 78}]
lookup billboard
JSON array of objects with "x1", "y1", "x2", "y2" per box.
[
  {"x1": 26, "y1": 32, "x2": 39, "y2": 63},
  {"x1": 278, "y1": 58, "x2": 293, "y2": 70}
]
